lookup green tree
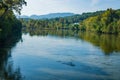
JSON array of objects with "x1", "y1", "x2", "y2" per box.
[
  {"x1": 0, "y1": 0, "x2": 26, "y2": 17},
  {"x1": 79, "y1": 8, "x2": 120, "y2": 34}
]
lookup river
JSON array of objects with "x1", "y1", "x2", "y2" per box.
[{"x1": 0, "y1": 30, "x2": 120, "y2": 80}]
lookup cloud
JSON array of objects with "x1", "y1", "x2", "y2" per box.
[{"x1": 91, "y1": 0, "x2": 99, "y2": 6}]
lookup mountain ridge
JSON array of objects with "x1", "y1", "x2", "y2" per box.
[{"x1": 18, "y1": 13, "x2": 75, "y2": 19}]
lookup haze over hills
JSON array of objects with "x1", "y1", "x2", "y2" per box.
[{"x1": 18, "y1": 13, "x2": 75, "y2": 19}]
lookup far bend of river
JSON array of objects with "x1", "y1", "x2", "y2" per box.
[{"x1": 0, "y1": 30, "x2": 120, "y2": 80}]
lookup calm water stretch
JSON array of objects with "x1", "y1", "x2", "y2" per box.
[{"x1": 0, "y1": 30, "x2": 120, "y2": 80}]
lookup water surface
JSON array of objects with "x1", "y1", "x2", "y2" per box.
[{"x1": 1, "y1": 30, "x2": 120, "y2": 80}]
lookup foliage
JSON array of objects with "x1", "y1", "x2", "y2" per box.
[
  {"x1": 0, "y1": 10, "x2": 22, "y2": 41},
  {"x1": 79, "y1": 8, "x2": 120, "y2": 34},
  {"x1": 20, "y1": 10, "x2": 104, "y2": 30},
  {"x1": 0, "y1": 0, "x2": 25, "y2": 79},
  {"x1": 0, "y1": 0, "x2": 26, "y2": 17},
  {"x1": 21, "y1": 8, "x2": 120, "y2": 34},
  {"x1": 0, "y1": 0, "x2": 26, "y2": 41}
]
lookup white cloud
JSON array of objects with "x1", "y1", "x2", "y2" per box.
[{"x1": 91, "y1": 0, "x2": 99, "y2": 6}]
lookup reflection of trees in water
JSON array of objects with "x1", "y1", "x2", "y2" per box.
[
  {"x1": 0, "y1": 33, "x2": 23, "y2": 80},
  {"x1": 79, "y1": 32, "x2": 120, "y2": 54},
  {"x1": 23, "y1": 29, "x2": 120, "y2": 54},
  {"x1": 23, "y1": 29, "x2": 79, "y2": 38}
]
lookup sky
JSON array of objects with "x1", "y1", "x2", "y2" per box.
[{"x1": 21, "y1": 0, "x2": 120, "y2": 16}]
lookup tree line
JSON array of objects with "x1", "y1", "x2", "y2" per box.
[
  {"x1": 21, "y1": 8, "x2": 120, "y2": 34},
  {"x1": 20, "y1": 10, "x2": 104, "y2": 31},
  {"x1": 80, "y1": 8, "x2": 120, "y2": 34}
]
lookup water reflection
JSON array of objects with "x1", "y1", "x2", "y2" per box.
[
  {"x1": 23, "y1": 30, "x2": 120, "y2": 54},
  {"x1": 0, "y1": 33, "x2": 23, "y2": 80},
  {"x1": 14, "y1": 32, "x2": 120, "y2": 80},
  {"x1": 79, "y1": 32, "x2": 120, "y2": 54},
  {"x1": 0, "y1": 28, "x2": 120, "y2": 80}
]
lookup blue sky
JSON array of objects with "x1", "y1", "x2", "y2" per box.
[{"x1": 21, "y1": 0, "x2": 120, "y2": 16}]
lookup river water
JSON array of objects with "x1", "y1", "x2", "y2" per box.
[{"x1": 0, "y1": 30, "x2": 120, "y2": 80}]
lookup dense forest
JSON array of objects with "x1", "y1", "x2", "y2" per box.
[
  {"x1": 80, "y1": 8, "x2": 120, "y2": 34},
  {"x1": 0, "y1": 0, "x2": 26, "y2": 41},
  {"x1": 20, "y1": 10, "x2": 104, "y2": 30},
  {"x1": 21, "y1": 9, "x2": 120, "y2": 34}
]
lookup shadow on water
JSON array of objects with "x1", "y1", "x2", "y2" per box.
[
  {"x1": 0, "y1": 32, "x2": 23, "y2": 80},
  {"x1": 23, "y1": 30, "x2": 120, "y2": 55}
]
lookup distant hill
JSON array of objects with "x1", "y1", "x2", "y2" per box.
[{"x1": 19, "y1": 13, "x2": 75, "y2": 19}]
